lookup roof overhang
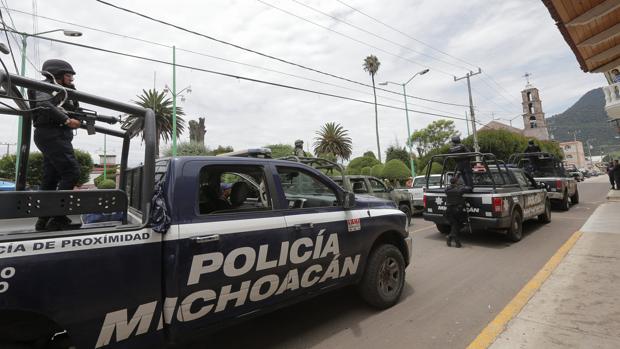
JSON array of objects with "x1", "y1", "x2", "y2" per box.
[{"x1": 542, "y1": 0, "x2": 620, "y2": 73}]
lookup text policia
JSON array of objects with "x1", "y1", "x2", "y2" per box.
[{"x1": 96, "y1": 230, "x2": 361, "y2": 348}]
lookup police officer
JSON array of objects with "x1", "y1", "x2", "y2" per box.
[
  {"x1": 448, "y1": 135, "x2": 473, "y2": 187},
  {"x1": 524, "y1": 139, "x2": 541, "y2": 153},
  {"x1": 445, "y1": 174, "x2": 472, "y2": 248},
  {"x1": 293, "y1": 139, "x2": 306, "y2": 157},
  {"x1": 30, "y1": 59, "x2": 82, "y2": 231}
]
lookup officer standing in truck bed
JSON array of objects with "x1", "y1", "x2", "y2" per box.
[{"x1": 29, "y1": 59, "x2": 82, "y2": 231}]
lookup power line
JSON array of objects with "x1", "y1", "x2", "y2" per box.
[
  {"x1": 93, "y1": 0, "x2": 470, "y2": 108},
  {"x1": 286, "y1": 0, "x2": 470, "y2": 72},
  {"x1": 0, "y1": 29, "x2": 470, "y2": 122}
]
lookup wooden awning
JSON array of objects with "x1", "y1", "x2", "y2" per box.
[{"x1": 542, "y1": 0, "x2": 620, "y2": 73}]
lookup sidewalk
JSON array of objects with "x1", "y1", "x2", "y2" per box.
[{"x1": 488, "y1": 190, "x2": 620, "y2": 348}]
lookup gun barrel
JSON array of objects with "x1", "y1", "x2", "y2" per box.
[{"x1": 96, "y1": 114, "x2": 119, "y2": 125}]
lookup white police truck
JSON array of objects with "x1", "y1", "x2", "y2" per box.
[{"x1": 0, "y1": 72, "x2": 411, "y2": 349}]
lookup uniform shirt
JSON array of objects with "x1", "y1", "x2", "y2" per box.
[{"x1": 445, "y1": 184, "x2": 472, "y2": 206}]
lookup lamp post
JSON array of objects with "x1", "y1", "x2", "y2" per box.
[
  {"x1": 166, "y1": 46, "x2": 192, "y2": 157},
  {"x1": 379, "y1": 68, "x2": 429, "y2": 179},
  {"x1": 15, "y1": 29, "x2": 82, "y2": 181}
]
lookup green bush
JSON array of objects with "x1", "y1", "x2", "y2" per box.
[
  {"x1": 463, "y1": 130, "x2": 562, "y2": 161},
  {"x1": 382, "y1": 159, "x2": 410, "y2": 181},
  {"x1": 360, "y1": 166, "x2": 371, "y2": 175},
  {"x1": 0, "y1": 149, "x2": 92, "y2": 187},
  {"x1": 94, "y1": 166, "x2": 118, "y2": 187},
  {"x1": 163, "y1": 142, "x2": 209, "y2": 156},
  {"x1": 420, "y1": 162, "x2": 444, "y2": 175},
  {"x1": 347, "y1": 155, "x2": 380, "y2": 174},
  {"x1": 97, "y1": 179, "x2": 117, "y2": 189},
  {"x1": 370, "y1": 164, "x2": 384, "y2": 177}
]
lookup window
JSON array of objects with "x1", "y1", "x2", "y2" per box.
[
  {"x1": 198, "y1": 165, "x2": 271, "y2": 215},
  {"x1": 369, "y1": 178, "x2": 388, "y2": 192},
  {"x1": 350, "y1": 178, "x2": 369, "y2": 194},
  {"x1": 277, "y1": 167, "x2": 339, "y2": 209},
  {"x1": 514, "y1": 171, "x2": 529, "y2": 187},
  {"x1": 413, "y1": 176, "x2": 441, "y2": 188}
]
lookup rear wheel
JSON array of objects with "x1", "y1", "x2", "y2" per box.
[
  {"x1": 560, "y1": 191, "x2": 570, "y2": 211},
  {"x1": 357, "y1": 244, "x2": 405, "y2": 309},
  {"x1": 538, "y1": 199, "x2": 551, "y2": 223},
  {"x1": 399, "y1": 204, "x2": 412, "y2": 225},
  {"x1": 570, "y1": 189, "x2": 579, "y2": 204},
  {"x1": 507, "y1": 210, "x2": 523, "y2": 242},
  {"x1": 436, "y1": 224, "x2": 451, "y2": 235}
]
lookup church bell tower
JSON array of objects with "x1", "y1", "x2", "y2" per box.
[{"x1": 521, "y1": 73, "x2": 549, "y2": 141}]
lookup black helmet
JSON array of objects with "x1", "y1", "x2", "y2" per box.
[
  {"x1": 451, "y1": 135, "x2": 461, "y2": 144},
  {"x1": 528, "y1": 139, "x2": 535, "y2": 145},
  {"x1": 294, "y1": 139, "x2": 303, "y2": 146},
  {"x1": 42, "y1": 59, "x2": 76, "y2": 78}
]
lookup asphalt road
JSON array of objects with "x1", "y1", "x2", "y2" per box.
[{"x1": 205, "y1": 177, "x2": 610, "y2": 349}]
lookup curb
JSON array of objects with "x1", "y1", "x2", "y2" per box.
[{"x1": 466, "y1": 230, "x2": 583, "y2": 349}]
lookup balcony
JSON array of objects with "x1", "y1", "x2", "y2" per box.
[{"x1": 602, "y1": 83, "x2": 620, "y2": 120}]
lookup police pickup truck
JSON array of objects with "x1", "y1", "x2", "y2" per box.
[
  {"x1": 0, "y1": 73, "x2": 411, "y2": 349},
  {"x1": 331, "y1": 175, "x2": 414, "y2": 223},
  {"x1": 422, "y1": 153, "x2": 551, "y2": 242},
  {"x1": 509, "y1": 152, "x2": 578, "y2": 211}
]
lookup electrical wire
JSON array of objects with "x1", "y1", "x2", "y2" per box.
[
  {"x1": 0, "y1": 8, "x2": 18, "y2": 73},
  {"x1": 1, "y1": 29, "x2": 471, "y2": 122},
  {"x1": 93, "y1": 0, "x2": 470, "y2": 108}
]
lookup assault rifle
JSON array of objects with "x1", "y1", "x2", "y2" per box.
[{"x1": 66, "y1": 108, "x2": 120, "y2": 135}]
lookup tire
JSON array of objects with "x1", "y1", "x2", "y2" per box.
[
  {"x1": 571, "y1": 189, "x2": 579, "y2": 204},
  {"x1": 560, "y1": 191, "x2": 570, "y2": 211},
  {"x1": 506, "y1": 210, "x2": 523, "y2": 242},
  {"x1": 399, "y1": 204, "x2": 412, "y2": 226},
  {"x1": 436, "y1": 224, "x2": 451, "y2": 235},
  {"x1": 357, "y1": 244, "x2": 406, "y2": 309},
  {"x1": 538, "y1": 199, "x2": 551, "y2": 223}
]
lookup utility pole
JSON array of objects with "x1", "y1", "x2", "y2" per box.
[
  {"x1": 465, "y1": 111, "x2": 470, "y2": 136},
  {"x1": 454, "y1": 68, "x2": 482, "y2": 152},
  {"x1": 0, "y1": 142, "x2": 15, "y2": 157}
]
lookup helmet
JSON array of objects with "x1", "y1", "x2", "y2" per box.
[
  {"x1": 451, "y1": 135, "x2": 461, "y2": 144},
  {"x1": 528, "y1": 139, "x2": 535, "y2": 145},
  {"x1": 42, "y1": 59, "x2": 76, "y2": 78},
  {"x1": 294, "y1": 139, "x2": 303, "y2": 146}
]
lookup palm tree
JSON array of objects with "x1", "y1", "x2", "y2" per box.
[
  {"x1": 313, "y1": 122, "x2": 353, "y2": 162},
  {"x1": 363, "y1": 54, "x2": 382, "y2": 162},
  {"x1": 124, "y1": 89, "x2": 186, "y2": 156}
]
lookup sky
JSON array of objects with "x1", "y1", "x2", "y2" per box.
[{"x1": 0, "y1": 0, "x2": 607, "y2": 165}]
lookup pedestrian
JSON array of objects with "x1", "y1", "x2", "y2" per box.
[
  {"x1": 448, "y1": 135, "x2": 473, "y2": 187},
  {"x1": 444, "y1": 174, "x2": 472, "y2": 248},
  {"x1": 29, "y1": 59, "x2": 82, "y2": 231},
  {"x1": 613, "y1": 160, "x2": 620, "y2": 190},
  {"x1": 612, "y1": 69, "x2": 620, "y2": 84},
  {"x1": 607, "y1": 161, "x2": 616, "y2": 190}
]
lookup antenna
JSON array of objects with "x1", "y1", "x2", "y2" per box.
[{"x1": 523, "y1": 72, "x2": 532, "y2": 87}]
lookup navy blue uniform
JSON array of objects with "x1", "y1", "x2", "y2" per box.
[
  {"x1": 448, "y1": 143, "x2": 473, "y2": 187},
  {"x1": 445, "y1": 183, "x2": 472, "y2": 247}
]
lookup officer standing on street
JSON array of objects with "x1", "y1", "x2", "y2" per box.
[
  {"x1": 524, "y1": 139, "x2": 541, "y2": 153},
  {"x1": 30, "y1": 59, "x2": 82, "y2": 231},
  {"x1": 448, "y1": 135, "x2": 473, "y2": 187},
  {"x1": 445, "y1": 174, "x2": 472, "y2": 248}
]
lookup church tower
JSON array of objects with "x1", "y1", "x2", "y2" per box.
[{"x1": 521, "y1": 73, "x2": 549, "y2": 141}]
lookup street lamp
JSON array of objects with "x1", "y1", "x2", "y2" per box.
[
  {"x1": 15, "y1": 28, "x2": 83, "y2": 182},
  {"x1": 379, "y1": 68, "x2": 430, "y2": 179},
  {"x1": 164, "y1": 77, "x2": 191, "y2": 157}
]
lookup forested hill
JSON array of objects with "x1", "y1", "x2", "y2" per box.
[{"x1": 547, "y1": 88, "x2": 618, "y2": 153}]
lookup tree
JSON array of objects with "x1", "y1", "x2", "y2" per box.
[
  {"x1": 347, "y1": 155, "x2": 380, "y2": 174},
  {"x1": 163, "y1": 142, "x2": 208, "y2": 157},
  {"x1": 363, "y1": 54, "x2": 382, "y2": 162},
  {"x1": 361, "y1": 166, "x2": 371, "y2": 175},
  {"x1": 264, "y1": 144, "x2": 295, "y2": 158},
  {"x1": 410, "y1": 120, "x2": 459, "y2": 157},
  {"x1": 385, "y1": 145, "x2": 409, "y2": 167},
  {"x1": 0, "y1": 150, "x2": 93, "y2": 187},
  {"x1": 210, "y1": 145, "x2": 234, "y2": 156},
  {"x1": 124, "y1": 89, "x2": 187, "y2": 157},
  {"x1": 313, "y1": 122, "x2": 353, "y2": 162},
  {"x1": 462, "y1": 129, "x2": 563, "y2": 161},
  {"x1": 382, "y1": 159, "x2": 410, "y2": 182},
  {"x1": 363, "y1": 151, "x2": 376, "y2": 159},
  {"x1": 370, "y1": 164, "x2": 384, "y2": 177}
]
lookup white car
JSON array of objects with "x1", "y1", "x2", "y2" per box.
[{"x1": 410, "y1": 175, "x2": 443, "y2": 213}]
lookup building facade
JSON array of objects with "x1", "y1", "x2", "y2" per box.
[
  {"x1": 560, "y1": 141, "x2": 586, "y2": 169},
  {"x1": 521, "y1": 86, "x2": 550, "y2": 141}
]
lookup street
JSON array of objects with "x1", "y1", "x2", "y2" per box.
[{"x1": 205, "y1": 177, "x2": 610, "y2": 349}]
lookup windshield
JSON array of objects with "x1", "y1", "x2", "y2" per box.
[{"x1": 413, "y1": 176, "x2": 441, "y2": 188}]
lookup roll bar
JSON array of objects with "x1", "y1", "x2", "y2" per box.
[
  {"x1": 425, "y1": 152, "x2": 508, "y2": 190},
  {"x1": 0, "y1": 71, "x2": 156, "y2": 224}
]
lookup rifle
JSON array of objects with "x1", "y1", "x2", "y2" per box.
[{"x1": 66, "y1": 108, "x2": 120, "y2": 135}]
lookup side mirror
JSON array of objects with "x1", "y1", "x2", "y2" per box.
[{"x1": 343, "y1": 191, "x2": 356, "y2": 209}]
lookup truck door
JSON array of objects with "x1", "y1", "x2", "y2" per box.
[
  {"x1": 168, "y1": 162, "x2": 290, "y2": 340},
  {"x1": 516, "y1": 171, "x2": 545, "y2": 218},
  {"x1": 275, "y1": 166, "x2": 362, "y2": 294},
  {"x1": 368, "y1": 177, "x2": 392, "y2": 201}
]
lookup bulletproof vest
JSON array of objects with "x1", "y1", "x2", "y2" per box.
[
  {"x1": 445, "y1": 184, "x2": 467, "y2": 206},
  {"x1": 449, "y1": 143, "x2": 468, "y2": 154}
]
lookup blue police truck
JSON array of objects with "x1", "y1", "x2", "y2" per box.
[{"x1": 0, "y1": 73, "x2": 411, "y2": 349}]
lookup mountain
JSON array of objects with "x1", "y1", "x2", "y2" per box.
[{"x1": 546, "y1": 88, "x2": 619, "y2": 154}]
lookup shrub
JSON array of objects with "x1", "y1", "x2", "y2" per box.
[
  {"x1": 97, "y1": 179, "x2": 117, "y2": 189},
  {"x1": 382, "y1": 159, "x2": 410, "y2": 181},
  {"x1": 370, "y1": 164, "x2": 384, "y2": 177},
  {"x1": 360, "y1": 166, "x2": 371, "y2": 175}
]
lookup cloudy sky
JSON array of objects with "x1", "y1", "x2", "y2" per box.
[{"x1": 0, "y1": 0, "x2": 605, "y2": 165}]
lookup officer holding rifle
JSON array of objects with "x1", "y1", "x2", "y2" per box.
[{"x1": 29, "y1": 59, "x2": 82, "y2": 231}]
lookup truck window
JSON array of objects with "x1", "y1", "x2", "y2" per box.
[
  {"x1": 277, "y1": 167, "x2": 339, "y2": 209},
  {"x1": 351, "y1": 178, "x2": 369, "y2": 193},
  {"x1": 198, "y1": 165, "x2": 271, "y2": 214},
  {"x1": 514, "y1": 171, "x2": 529, "y2": 187},
  {"x1": 368, "y1": 178, "x2": 388, "y2": 192}
]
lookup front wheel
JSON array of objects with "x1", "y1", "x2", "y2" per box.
[
  {"x1": 357, "y1": 244, "x2": 406, "y2": 309},
  {"x1": 506, "y1": 210, "x2": 523, "y2": 242}
]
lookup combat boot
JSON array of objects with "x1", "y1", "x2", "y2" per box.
[
  {"x1": 46, "y1": 216, "x2": 81, "y2": 231},
  {"x1": 35, "y1": 217, "x2": 50, "y2": 231}
]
